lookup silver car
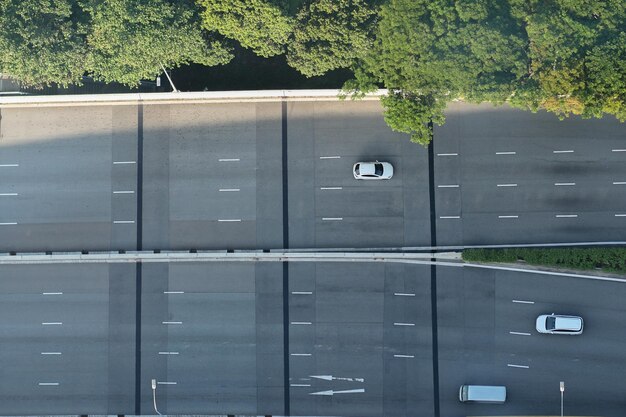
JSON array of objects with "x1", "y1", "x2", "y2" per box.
[
  {"x1": 353, "y1": 161, "x2": 394, "y2": 180},
  {"x1": 536, "y1": 314, "x2": 583, "y2": 335}
]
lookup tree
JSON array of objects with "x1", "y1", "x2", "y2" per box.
[
  {"x1": 287, "y1": 0, "x2": 377, "y2": 77},
  {"x1": 0, "y1": 0, "x2": 89, "y2": 87},
  {"x1": 85, "y1": 0, "x2": 232, "y2": 86},
  {"x1": 197, "y1": 0, "x2": 293, "y2": 57}
]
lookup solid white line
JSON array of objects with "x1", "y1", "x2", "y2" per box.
[
  {"x1": 113, "y1": 220, "x2": 135, "y2": 224},
  {"x1": 394, "y1": 293, "x2": 415, "y2": 297},
  {"x1": 322, "y1": 217, "x2": 343, "y2": 221},
  {"x1": 507, "y1": 364, "x2": 529, "y2": 369},
  {"x1": 0, "y1": 193, "x2": 18, "y2": 196},
  {"x1": 498, "y1": 215, "x2": 518, "y2": 219},
  {"x1": 393, "y1": 322, "x2": 416, "y2": 326},
  {"x1": 291, "y1": 322, "x2": 312, "y2": 325},
  {"x1": 512, "y1": 300, "x2": 534, "y2": 304},
  {"x1": 157, "y1": 381, "x2": 177, "y2": 385},
  {"x1": 218, "y1": 219, "x2": 241, "y2": 222},
  {"x1": 439, "y1": 216, "x2": 460, "y2": 219},
  {"x1": 496, "y1": 151, "x2": 516, "y2": 155},
  {"x1": 497, "y1": 183, "x2": 517, "y2": 187},
  {"x1": 42, "y1": 292, "x2": 63, "y2": 295},
  {"x1": 437, "y1": 184, "x2": 459, "y2": 188},
  {"x1": 290, "y1": 353, "x2": 312, "y2": 356},
  {"x1": 553, "y1": 150, "x2": 574, "y2": 154},
  {"x1": 319, "y1": 156, "x2": 341, "y2": 159},
  {"x1": 113, "y1": 161, "x2": 136, "y2": 165},
  {"x1": 113, "y1": 190, "x2": 134, "y2": 194},
  {"x1": 42, "y1": 322, "x2": 62, "y2": 325},
  {"x1": 0, "y1": 222, "x2": 17, "y2": 226},
  {"x1": 164, "y1": 291, "x2": 185, "y2": 294},
  {"x1": 158, "y1": 352, "x2": 179, "y2": 355},
  {"x1": 612, "y1": 149, "x2": 626, "y2": 152},
  {"x1": 38, "y1": 382, "x2": 59, "y2": 386},
  {"x1": 218, "y1": 158, "x2": 240, "y2": 162},
  {"x1": 393, "y1": 354, "x2": 414, "y2": 358},
  {"x1": 615, "y1": 214, "x2": 626, "y2": 217},
  {"x1": 162, "y1": 321, "x2": 182, "y2": 325},
  {"x1": 554, "y1": 182, "x2": 576, "y2": 186},
  {"x1": 0, "y1": 164, "x2": 19, "y2": 167},
  {"x1": 613, "y1": 182, "x2": 626, "y2": 185},
  {"x1": 41, "y1": 352, "x2": 62, "y2": 355},
  {"x1": 291, "y1": 384, "x2": 311, "y2": 387},
  {"x1": 320, "y1": 187, "x2": 342, "y2": 190},
  {"x1": 437, "y1": 153, "x2": 458, "y2": 156},
  {"x1": 509, "y1": 331, "x2": 531, "y2": 336},
  {"x1": 555, "y1": 214, "x2": 578, "y2": 218},
  {"x1": 219, "y1": 188, "x2": 240, "y2": 192},
  {"x1": 292, "y1": 291, "x2": 313, "y2": 295}
]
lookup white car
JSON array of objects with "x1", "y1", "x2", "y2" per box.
[
  {"x1": 353, "y1": 161, "x2": 394, "y2": 180},
  {"x1": 536, "y1": 314, "x2": 583, "y2": 335}
]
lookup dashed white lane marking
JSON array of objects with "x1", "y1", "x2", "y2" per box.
[
  {"x1": 497, "y1": 183, "x2": 518, "y2": 187},
  {"x1": 218, "y1": 219, "x2": 242, "y2": 222},
  {"x1": 320, "y1": 187, "x2": 342, "y2": 190},
  {"x1": 498, "y1": 215, "x2": 519, "y2": 219},
  {"x1": 393, "y1": 322, "x2": 416, "y2": 326},
  {"x1": 615, "y1": 214, "x2": 626, "y2": 217},
  {"x1": 322, "y1": 217, "x2": 343, "y2": 221},
  {"x1": 393, "y1": 354, "x2": 415, "y2": 358},
  {"x1": 292, "y1": 291, "x2": 313, "y2": 295},
  {"x1": 512, "y1": 300, "x2": 534, "y2": 304},
  {"x1": 42, "y1": 292, "x2": 63, "y2": 295},
  {"x1": 218, "y1": 158, "x2": 240, "y2": 162},
  {"x1": 290, "y1": 353, "x2": 312, "y2": 356},
  {"x1": 394, "y1": 293, "x2": 415, "y2": 297},
  {"x1": 0, "y1": 164, "x2": 19, "y2": 167},
  {"x1": 291, "y1": 384, "x2": 312, "y2": 387},
  {"x1": 553, "y1": 150, "x2": 574, "y2": 154},
  {"x1": 157, "y1": 381, "x2": 177, "y2": 385},
  {"x1": 162, "y1": 321, "x2": 182, "y2": 325},
  {"x1": 164, "y1": 291, "x2": 185, "y2": 294},
  {"x1": 41, "y1": 352, "x2": 62, "y2": 355},
  {"x1": 509, "y1": 331, "x2": 531, "y2": 336},
  {"x1": 554, "y1": 182, "x2": 576, "y2": 186},
  {"x1": 495, "y1": 151, "x2": 516, "y2": 155},
  {"x1": 0, "y1": 222, "x2": 18, "y2": 226},
  {"x1": 507, "y1": 364, "x2": 530, "y2": 369},
  {"x1": 613, "y1": 181, "x2": 626, "y2": 185},
  {"x1": 219, "y1": 188, "x2": 240, "y2": 192},
  {"x1": 319, "y1": 156, "x2": 341, "y2": 159},
  {"x1": 612, "y1": 149, "x2": 626, "y2": 152},
  {"x1": 113, "y1": 161, "x2": 136, "y2": 165},
  {"x1": 556, "y1": 214, "x2": 578, "y2": 218},
  {"x1": 437, "y1": 153, "x2": 458, "y2": 156},
  {"x1": 113, "y1": 190, "x2": 135, "y2": 194},
  {"x1": 439, "y1": 216, "x2": 460, "y2": 219},
  {"x1": 158, "y1": 352, "x2": 179, "y2": 355},
  {"x1": 437, "y1": 184, "x2": 459, "y2": 188},
  {"x1": 113, "y1": 220, "x2": 135, "y2": 224},
  {"x1": 291, "y1": 322, "x2": 312, "y2": 325},
  {"x1": 38, "y1": 382, "x2": 59, "y2": 386},
  {"x1": 0, "y1": 193, "x2": 18, "y2": 196},
  {"x1": 42, "y1": 322, "x2": 62, "y2": 325}
]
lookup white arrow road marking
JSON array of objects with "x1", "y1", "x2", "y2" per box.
[
  {"x1": 309, "y1": 388, "x2": 365, "y2": 396},
  {"x1": 310, "y1": 375, "x2": 364, "y2": 383}
]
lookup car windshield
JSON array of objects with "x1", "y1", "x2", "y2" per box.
[
  {"x1": 546, "y1": 316, "x2": 556, "y2": 330},
  {"x1": 375, "y1": 163, "x2": 383, "y2": 176},
  {"x1": 355, "y1": 164, "x2": 360, "y2": 175}
]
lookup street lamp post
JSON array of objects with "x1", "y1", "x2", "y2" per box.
[
  {"x1": 560, "y1": 381, "x2": 565, "y2": 417},
  {"x1": 152, "y1": 378, "x2": 163, "y2": 415}
]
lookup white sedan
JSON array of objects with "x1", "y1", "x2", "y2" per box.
[
  {"x1": 353, "y1": 161, "x2": 394, "y2": 180},
  {"x1": 536, "y1": 314, "x2": 584, "y2": 335}
]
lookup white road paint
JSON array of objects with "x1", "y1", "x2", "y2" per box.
[
  {"x1": 497, "y1": 183, "x2": 518, "y2": 187},
  {"x1": 319, "y1": 156, "x2": 341, "y2": 159},
  {"x1": 310, "y1": 389, "x2": 365, "y2": 396},
  {"x1": 310, "y1": 375, "x2": 364, "y2": 383},
  {"x1": 320, "y1": 187, "x2": 342, "y2": 190},
  {"x1": 612, "y1": 149, "x2": 626, "y2": 152},
  {"x1": 512, "y1": 300, "x2": 534, "y2": 304},
  {"x1": 439, "y1": 216, "x2": 460, "y2": 219},
  {"x1": 290, "y1": 353, "x2": 312, "y2": 356},
  {"x1": 553, "y1": 150, "x2": 574, "y2": 154},
  {"x1": 0, "y1": 193, "x2": 18, "y2": 196},
  {"x1": 219, "y1": 188, "x2": 240, "y2": 192},
  {"x1": 507, "y1": 364, "x2": 530, "y2": 369},
  {"x1": 393, "y1": 322, "x2": 416, "y2": 326},
  {"x1": 437, "y1": 184, "x2": 459, "y2": 188},
  {"x1": 394, "y1": 293, "x2": 415, "y2": 297},
  {"x1": 113, "y1": 161, "x2": 136, "y2": 165},
  {"x1": 555, "y1": 214, "x2": 578, "y2": 218},
  {"x1": 113, "y1": 220, "x2": 135, "y2": 224},
  {"x1": 0, "y1": 222, "x2": 18, "y2": 226},
  {"x1": 42, "y1": 322, "x2": 62, "y2": 325},
  {"x1": 42, "y1": 292, "x2": 63, "y2": 295},
  {"x1": 218, "y1": 219, "x2": 242, "y2": 222},
  {"x1": 113, "y1": 190, "x2": 135, "y2": 194},
  {"x1": 291, "y1": 322, "x2": 312, "y2": 325},
  {"x1": 495, "y1": 151, "x2": 516, "y2": 155},
  {"x1": 292, "y1": 291, "x2": 313, "y2": 295},
  {"x1": 158, "y1": 352, "x2": 179, "y2": 355},
  {"x1": 554, "y1": 182, "x2": 576, "y2": 186},
  {"x1": 393, "y1": 354, "x2": 414, "y2": 358},
  {"x1": 164, "y1": 291, "x2": 185, "y2": 294},
  {"x1": 437, "y1": 153, "x2": 458, "y2": 156},
  {"x1": 38, "y1": 382, "x2": 59, "y2": 386},
  {"x1": 218, "y1": 158, "x2": 240, "y2": 162},
  {"x1": 322, "y1": 217, "x2": 343, "y2": 221},
  {"x1": 613, "y1": 181, "x2": 626, "y2": 185},
  {"x1": 157, "y1": 381, "x2": 177, "y2": 385},
  {"x1": 0, "y1": 164, "x2": 19, "y2": 167},
  {"x1": 291, "y1": 384, "x2": 311, "y2": 387},
  {"x1": 162, "y1": 321, "x2": 182, "y2": 325},
  {"x1": 509, "y1": 331, "x2": 531, "y2": 336},
  {"x1": 41, "y1": 352, "x2": 62, "y2": 355},
  {"x1": 498, "y1": 215, "x2": 518, "y2": 219},
  {"x1": 615, "y1": 214, "x2": 626, "y2": 217}
]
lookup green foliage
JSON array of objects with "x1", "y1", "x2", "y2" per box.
[
  {"x1": 287, "y1": 0, "x2": 377, "y2": 77},
  {"x1": 198, "y1": 0, "x2": 293, "y2": 57},
  {"x1": 0, "y1": 0, "x2": 89, "y2": 87},
  {"x1": 463, "y1": 247, "x2": 626, "y2": 274},
  {"x1": 86, "y1": 0, "x2": 232, "y2": 86}
]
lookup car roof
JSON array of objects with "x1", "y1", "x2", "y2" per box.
[
  {"x1": 554, "y1": 316, "x2": 582, "y2": 331},
  {"x1": 359, "y1": 162, "x2": 377, "y2": 176}
]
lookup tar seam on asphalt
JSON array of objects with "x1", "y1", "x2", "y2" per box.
[
  {"x1": 134, "y1": 103, "x2": 144, "y2": 415},
  {"x1": 281, "y1": 100, "x2": 291, "y2": 416},
  {"x1": 427, "y1": 122, "x2": 441, "y2": 417}
]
